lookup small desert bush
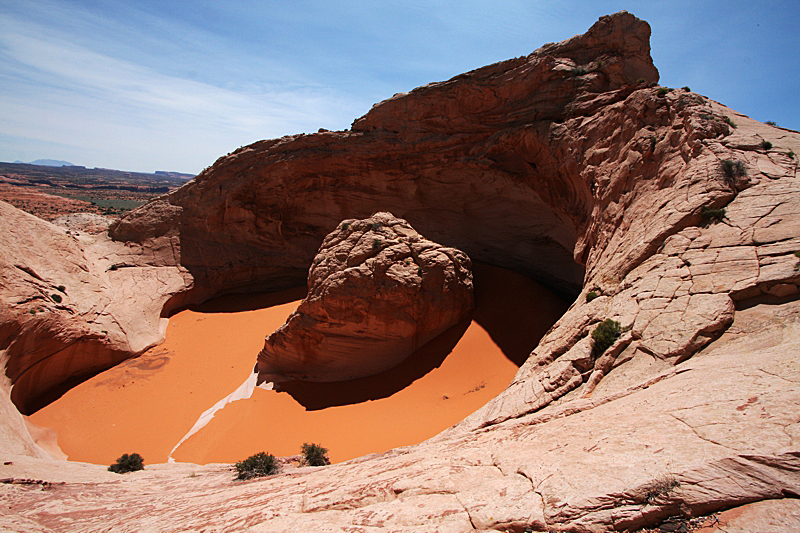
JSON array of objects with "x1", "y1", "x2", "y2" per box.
[
  {"x1": 722, "y1": 116, "x2": 737, "y2": 128},
  {"x1": 720, "y1": 159, "x2": 746, "y2": 181},
  {"x1": 301, "y1": 443, "x2": 330, "y2": 466},
  {"x1": 234, "y1": 452, "x2": 279, "y2": 480},
  {"x1": 591, "y1": 319, "x2": 621, "y2": 357},
  {"x1": 700, "y1": 205, "x2": 726, "y2": 224},
  {"x1": 766, "y1": 120, "x2": 777, "y2": 126},
  {"x1": 572, "y1": 66, "x2": 587, "y2": 76},
  {"x1": 657, "y1": 87, "x2": 670, "y2": 97},
  {"x1": 108, "y1": 453, "x2": 144, "y2": 474},
  {"x1": 761, "y1": 140, "x2": 773, "y2": 150},
  {"x1": 681, "y1": 86, "x2": 691, "y2": 92},
  {"x1": 586, "y1": 291, "x2": 599, "y2": 303},
  {"x1": 50, "y1": 293, "x2": 62, "y2": 304},
  {"x1": 641, "y1": 475, "x2": 681, "y2": 505}
]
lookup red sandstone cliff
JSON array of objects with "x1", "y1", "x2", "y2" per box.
[{"x1": 2, "y1": 11, "x2": 800, "y2": 532}]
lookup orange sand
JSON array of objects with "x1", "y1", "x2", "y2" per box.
[{"x1": 29, "y1": 265, "x2": 567, "y2": 465}]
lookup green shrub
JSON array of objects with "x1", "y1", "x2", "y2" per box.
[
  {"x1": 586, "y1": 291, "x2": 599, "y2": 303},
  {"x1": 657, "y1": 87, "x2": 670, "y2": 97},
  {"x1": 572, "y1": 67, "x2": 587, "y2": 76},
  {"x1": 636, "y1": 78, "x2": 646, "y2": 85},
  {"x1": 761, "y1": 140, "x2": 773, "y2": 150},
  {"x1": 720, "y1": 159, "x2": 746, "y2": 180},
  {"x1": 681, "y1": 86, "x2": 691, "y2": 92},
  {"x1": 56, "y1": 285, "x2": 66, "y2": 293},
  {"x1": 50, "y1": 293, "x2": 62, "y2": 304},
  {"x1": 766, "y1": 120, "x2": 777, "y2": 126},
  {"x1": 722, "y1": 116, "x2": 737, "y2": 128},
  {"x1": 341, "y1": 222, "x2": 349, "y2": 231},
  {"x1": 234, "y1": 452, "x2": 279, "y2": 480},
  {"x1": 301, "y1": 443, "x2": 330, "y2": 466},
  {"x1": 700, "y1": 205, "x2": 726, "y2": 224},
  {"x1": 371, "y1": 222, "x2": 383, "y2": 231},
  {"x1": 789, "y1": 151, "x2": 796, "y2": 159},
  {"x1": 591, "y1": 319, "x2": 621, "y2": 357},
  {"x1": 108, "y1": 453, "x2": 144, "y2": 474},
  {"x1": 372, "y1": 238, "x2": 381, "y2": 250}
]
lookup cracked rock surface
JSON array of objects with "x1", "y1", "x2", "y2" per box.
[{"x1": 258, "y1": 212, "x2": 473, "y2": 383}]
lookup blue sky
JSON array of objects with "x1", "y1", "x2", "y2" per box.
[{"x1": 1, "y1": 0, "x2": 798, "y2": 174}]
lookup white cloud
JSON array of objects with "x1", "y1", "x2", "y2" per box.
[{"x1": 0, "y1": 7, "x2": 363, "y2": 172}]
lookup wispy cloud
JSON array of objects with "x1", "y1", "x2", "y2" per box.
[{"x1": 0, "y1": 2, "x2": 364, "y2": 172}]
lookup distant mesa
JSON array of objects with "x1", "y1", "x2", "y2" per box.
[
  {"x1": 15, "y1": 159, "x2": 76, "y2": 167},
  {"x1": 257, "y1": 212, "x2": 474, "y2": 384},
  {"x1": 154, "y1": 171, "x2": 195, "y2": 180}
]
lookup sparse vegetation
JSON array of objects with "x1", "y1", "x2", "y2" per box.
[
  {"x1": 766, "y1": 120, "x2": 777, "y2": 126},
  {"x1": 722, "y1": 116, "x2": 737, "y2": 128},
  {"x1": 371, "y1": 222, "x2": 383, "y2": 231},
  {"x1": 109, "y1": 264, "x2": 119, "y2": 271},
  {"x1": 720, "y1": 159, "x2": 746, "y2": 181},
  {"x1": 301, "y1": 443, "x2": 330, "y2": 466},
  {"x1": 234, "y1": 452, "x2": 279, "y2": 480},
  {"x1": 789, "y1": 151, "x2": 796, "y2": 159},
  {"x1": 108, "y1": 453, "x2": 144, "y2": 474},
  {"x1": 572, "y1": 66, "x2": 587, "y2": 76},
  {"x1": 761, "y1": 140, "x2": 773, "y2": 150},
  {"x1": 372, "y1": 238, "x2": 381, "y2": 250},
  {"x1": 56, "y1": 285, "x2": 66, "y2": 293},
  {"x1": 657, "y1": 87, "x2": 670, "y2": 97},
  {"x1": 591, "y1": 319, "x2": 622, "y2": 357},
  {"x1": 649, "y1": 135, "x2": 657, "y2": 152},
  {"x1": 50, "y1": 293, "x2": 62, "y2": 304},
  {"x1": 641, "y1": 475, "x2": 681, "y2": 505},
  {"x1": 586, "y1": 291, "x2": 599, "y2": 303},
  {"x1": 681, "y1": 86, "x2": 691, "y2": 92},
  {"x1": 700, "y1": 205, "x2": 727, "y2": 224},
  {"x1": 29, "y1": 309, "x2": 36, "y2": 315},
  {"x1": 636, "y1": 78, "x2": 646, "y2": 85},
  {"x1": 341, "y1": 222, "x2": 349, "y2": 231}
]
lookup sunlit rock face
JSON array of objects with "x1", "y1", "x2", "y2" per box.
[{"x1": 257, "y1": 212, "x2": 473, "y2": 382}]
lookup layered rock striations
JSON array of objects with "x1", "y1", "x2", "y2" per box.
[
  {"x1": 2, "y1": 10, "x2": 800, "y2": 532},
  {"x1": 258, "y1": 212, "x2": 473, "y2": 383}
]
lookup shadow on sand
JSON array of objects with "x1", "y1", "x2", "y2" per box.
[{"x1": 278, "y1": 262, "x2": 570, "y2": 411}]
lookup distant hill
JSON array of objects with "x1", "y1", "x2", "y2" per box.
[{"x1": 14, "y1": 159, "x2": 76, "y2": 167}]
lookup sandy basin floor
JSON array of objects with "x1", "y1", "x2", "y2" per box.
[{"x1": 29, "y1": 264, "x2": 568, "y2": 465}]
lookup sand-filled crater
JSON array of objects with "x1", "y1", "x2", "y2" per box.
[{"x1": 29, "y1": 263, "x2": 567, "y2": 465}]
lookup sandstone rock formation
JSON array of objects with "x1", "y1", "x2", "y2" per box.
[
  {"x1": 2, "y1": 10, "x2": 800, "y2": 532},
  {"x1": 257, "y1": 212, "x2": 473, "y2": 383}
]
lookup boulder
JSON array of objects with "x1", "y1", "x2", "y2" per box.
[{"x1": 257, "y1": 212, "x2": 473, "y2": 382}]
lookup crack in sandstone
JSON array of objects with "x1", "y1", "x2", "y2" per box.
[
  {"x1": 758, "y1": 367, "x2": 800, "y2": 384},
  {"x1": 669, "y1": 413, "x2": 737, "y2": 450}
]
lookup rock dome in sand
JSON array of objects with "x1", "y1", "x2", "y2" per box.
[{"x1": 258, "y1": 212, "x2": 474, "y2": 383}]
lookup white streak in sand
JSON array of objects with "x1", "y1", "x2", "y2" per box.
[{"x1": 167, "y1": 372, "x2": 274, "y2": 462}]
